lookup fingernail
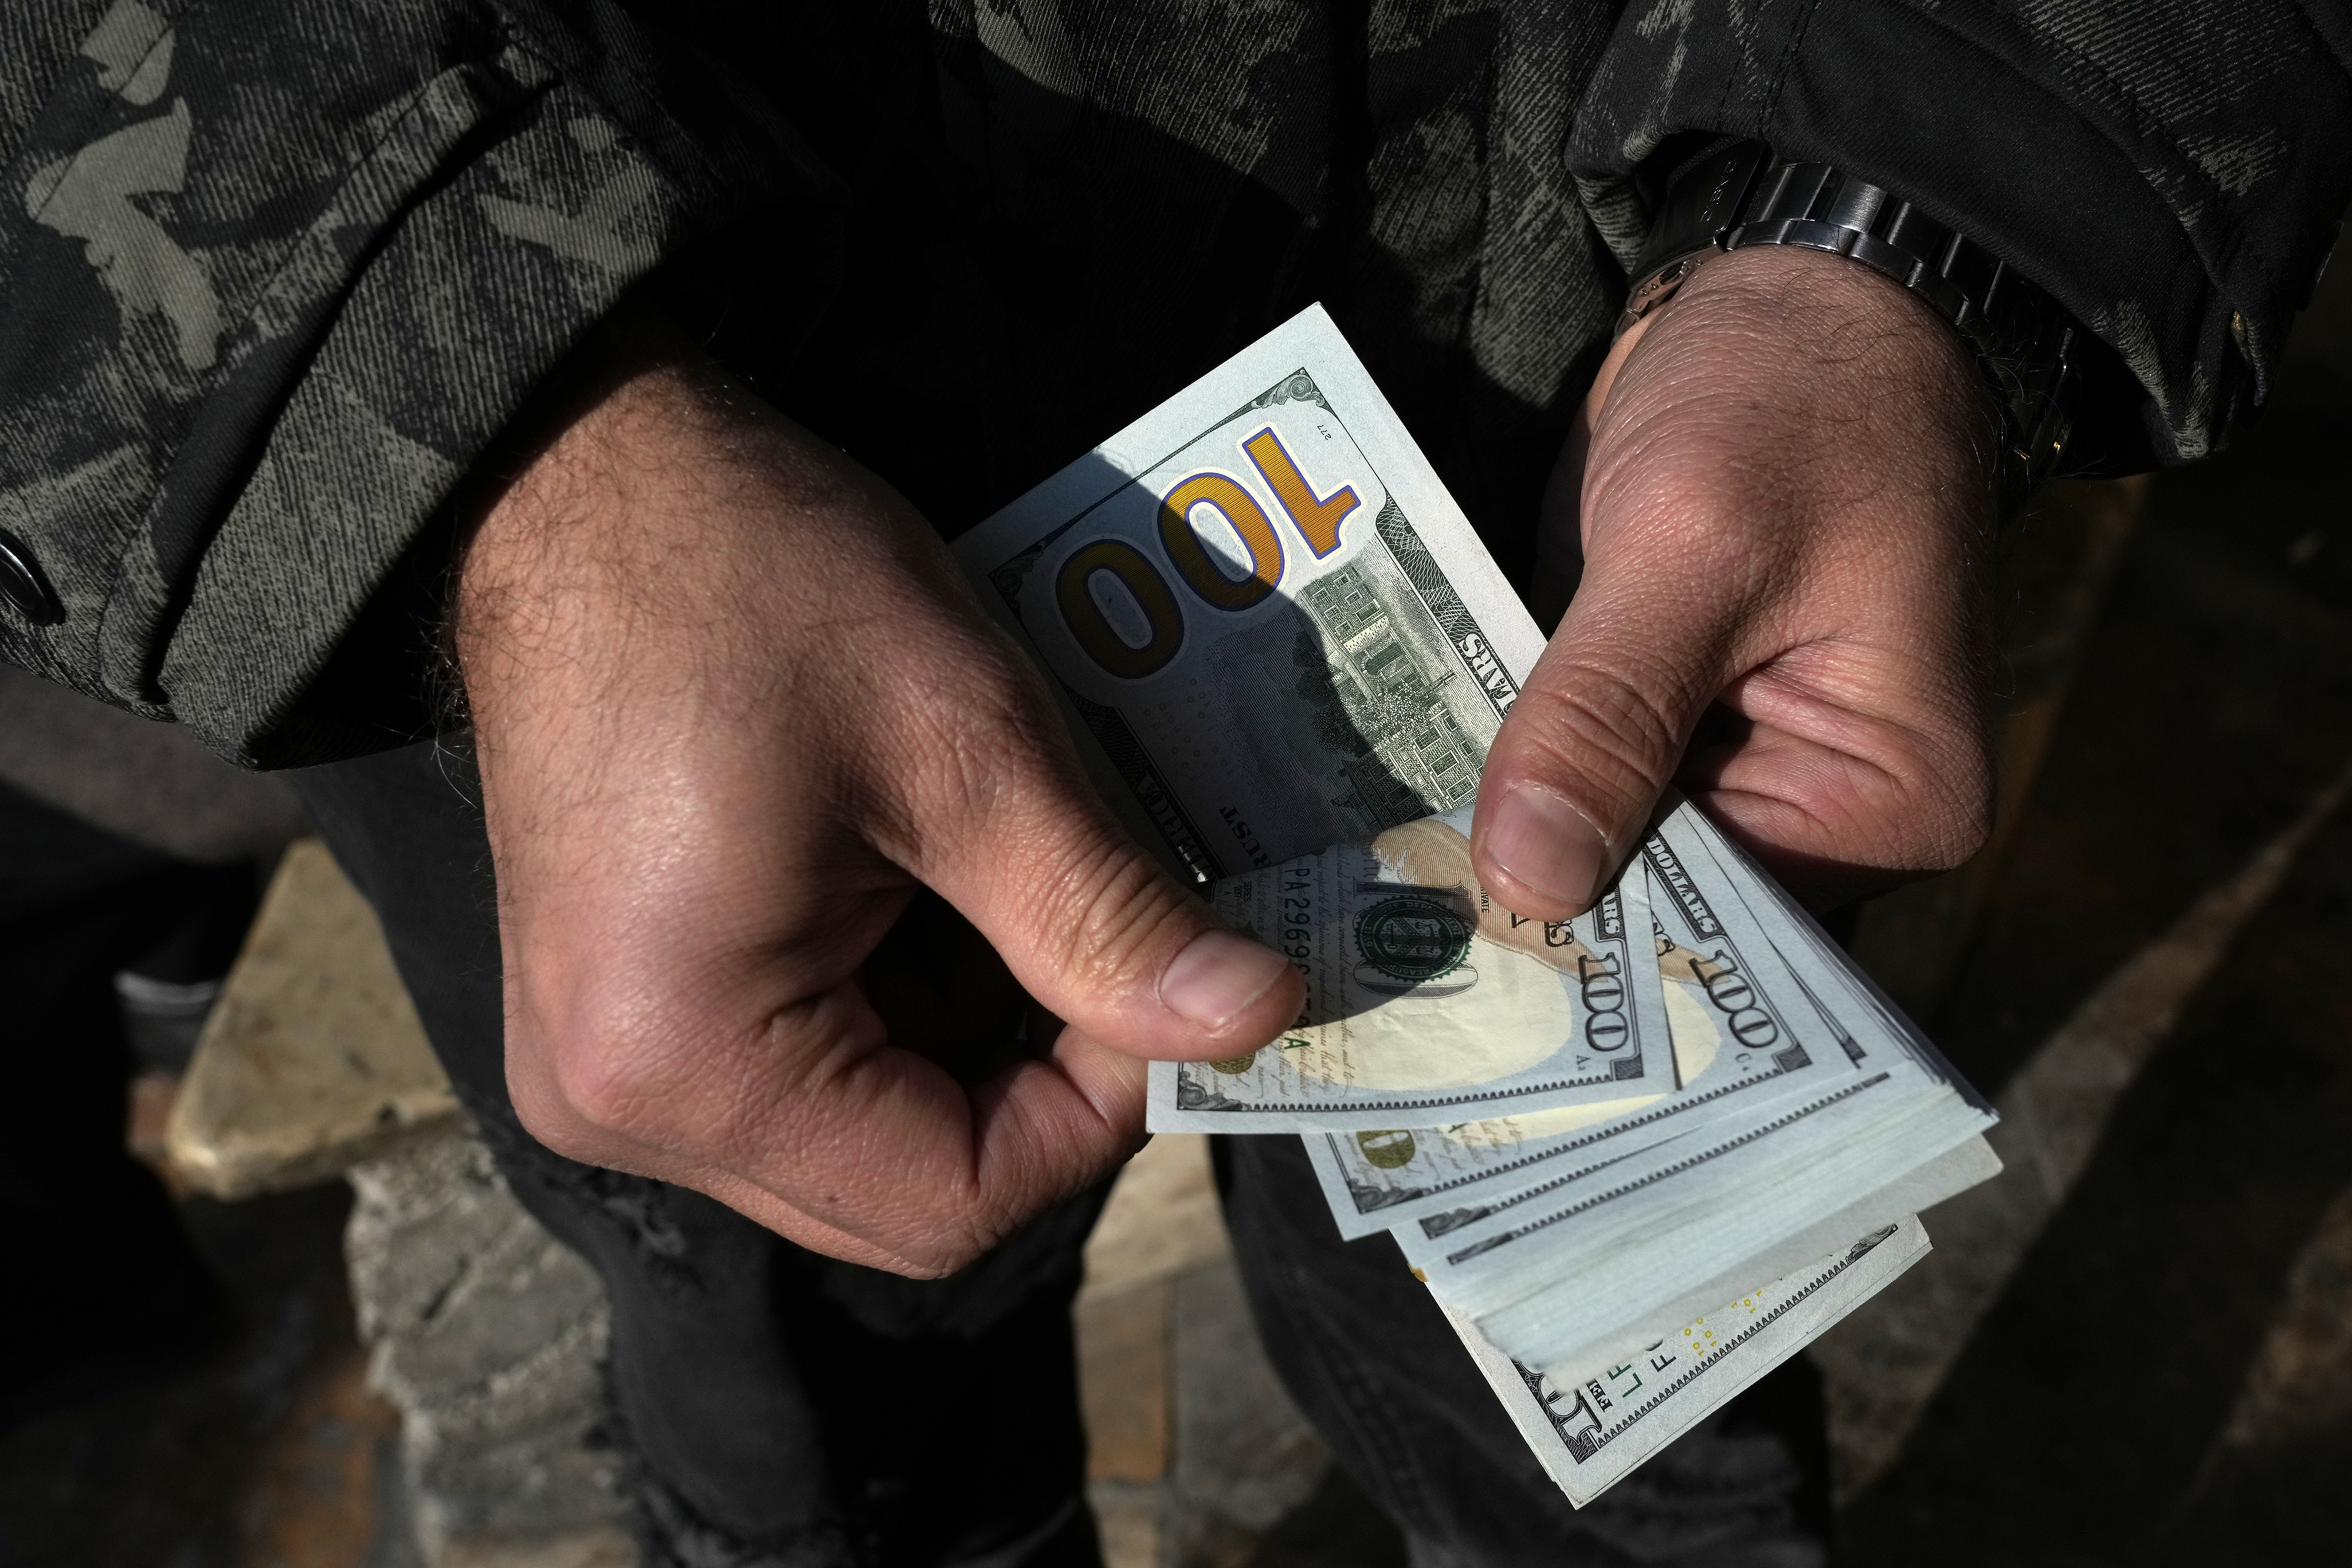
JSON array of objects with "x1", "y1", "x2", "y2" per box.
[
  {"x1": 1484, "y1": 786, "x2": 1610, "y2": 911},
  {"x1": 1160, "y1": 929, "x2": 1291, "y2": 1031}
]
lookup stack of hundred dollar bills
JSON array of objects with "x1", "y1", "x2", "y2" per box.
[{"x1": 954, "y1": 308, "x2": 2000, "y2": 1506}]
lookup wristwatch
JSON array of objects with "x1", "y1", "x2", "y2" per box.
[{"x1": 1620, "y1": 140, "x2": 2079, "y2": 508}]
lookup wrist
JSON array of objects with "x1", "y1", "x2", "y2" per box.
[{"x1": 1621, "y1": 142, "x2": 2078, "y2": 511}]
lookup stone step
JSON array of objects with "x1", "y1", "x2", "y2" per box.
[{"x1": 165, "y1": 839, "x2": 458, "y2": 1200}]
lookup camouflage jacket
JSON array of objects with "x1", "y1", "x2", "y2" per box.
[{"x1": 1, "y1": 0, "x2": 2344, "y2": 767}]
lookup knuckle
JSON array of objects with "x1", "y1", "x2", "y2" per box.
[
  {"x1": 520, "y1": 976, "x2": 728, "y2": 1153},
  {"x1": 893, "y1": 658, "x2": 1194, "y2": 993},
  {"x1": 510, "y1": 1075, "x2": 602, "y2": 1164},
  {"x1": 855, "y1": 1180, "x2": 1011, "y2": 1280},
  {"x1": 1506, "y1": 656, "x2": 1690, "y2": 827},
  {"x1": 541, "y1": 1020, "x2": 670, "y2": 1141},
  {"x1": 935, "y1": 690, "x2": 1056, "y2": 823},
  {"x1": 510, "y1": 1035, "x2": 665, "y2": 1169},
  {"x1": 875, "y1": 628, "x2": 1072, "y2": 854},
  {"x1": 1045, "y1": 832, "x2": 1191, "y2": 985}
]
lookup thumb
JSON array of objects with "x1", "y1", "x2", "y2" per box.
[
  {"x1": 1471, "y1": 557, "x2": 1739, "y2": 922},
  {"x1": 1471, "y1": 276, "x2": 1774, "y2": 921}
]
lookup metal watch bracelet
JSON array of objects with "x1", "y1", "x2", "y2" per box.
[{"x1": 1619, "y1": 141, "x2": 2079, "y2": 507}]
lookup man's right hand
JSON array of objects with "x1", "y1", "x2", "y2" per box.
[{"x1": 454, "y1": 313, "x2": 1302, "y2": 1278}]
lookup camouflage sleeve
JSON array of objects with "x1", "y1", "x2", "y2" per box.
[
  {"x1": 1565, "y1": 0, "x2": 2352, "y2": 472},
  {"x1": 0, "y1": 0, "x2": 839, "y2": 766}
]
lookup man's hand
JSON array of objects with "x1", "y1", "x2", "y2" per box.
[
  {"x1": 1473, "y1": 244, "x2": 1997, "y2": 917},
  {"x1": 454, "y1": 314, "x2": 1301, "y2": 1278}
]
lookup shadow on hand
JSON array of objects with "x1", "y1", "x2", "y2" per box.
[{"x1": 857, "y1": 888, "x2": 1064, "y2": 1087}]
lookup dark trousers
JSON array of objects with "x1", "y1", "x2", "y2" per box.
[{"x1": 283, "y1": 737, "x2": 1832, "y2": 1568}]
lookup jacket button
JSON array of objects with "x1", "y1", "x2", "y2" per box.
[{"x1": 0, "y1": 530, "x2": 65, "y2": 626}]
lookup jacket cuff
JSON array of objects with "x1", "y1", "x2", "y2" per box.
[
  {"x1": 1567, "y1": 0, "x2": 2352, "y2": 472},
  {"x1": 0, "y1": 1, "x2": 839, "y2": 766}
]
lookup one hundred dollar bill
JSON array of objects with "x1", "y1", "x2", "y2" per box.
[
  {"x1": 1648, "y1": 805, "x2": 1993, "y2": 1107},
  {"x1": 1145, "y1": 806, "x2": 1674, "y2": 1133},
  {"x1": 1360, "y1": 842, "x2": 1875, "y2": 1268},
  {"x1": 1423, "y1": 1127, "x2": 1997, "y2": 1386},
  {"x1": 952, "y1": 305, "x2": 1547, "y2": 886},
  {"x1": 1296, "y1": 854, "x2": 1846, "y2": 1236},
  {"x1": 1396, "y1": 828, "x2": 1995, "y2": 1370},
  {"x1": 1641, "y1": 826, "x2": 1855, "y2": 1081},
  {"x1": 1665, "y1": 800, "x2": 1995, "y2": 1110},
  {"x1": 1291, "y1": 861, "x2": 1673, "y2": 1235},
  {"x1": 1391, "y1": 1048, "x2": 1959, "y2": 1326},
  {"x1": 1438, "y1": 1217, "x2": 1933, "y2": 1507}
]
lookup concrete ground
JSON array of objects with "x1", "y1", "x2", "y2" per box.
[{"x1": 5, "y1": 262, "x2": 2352, "y2": 1568}]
